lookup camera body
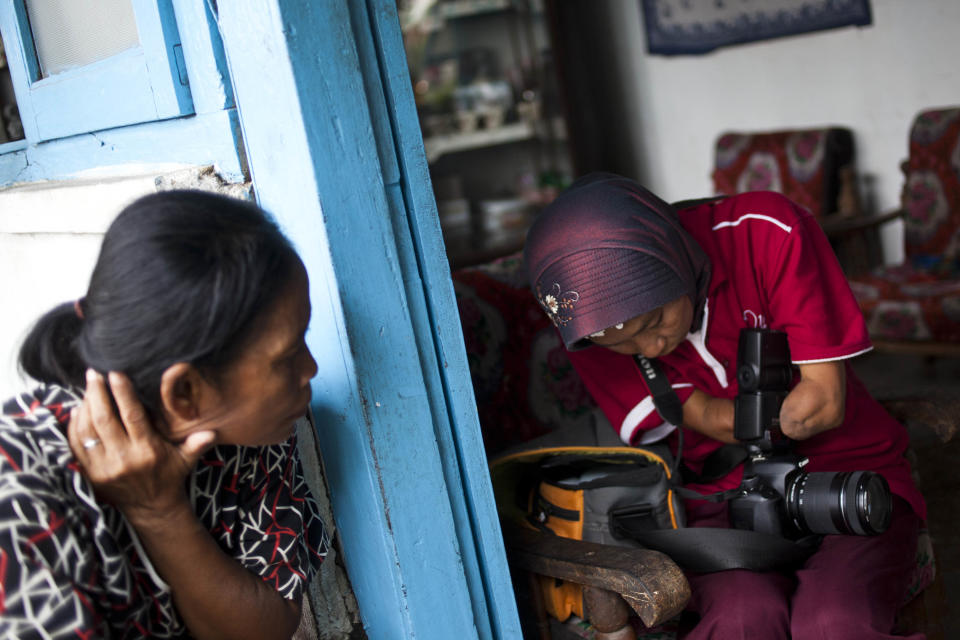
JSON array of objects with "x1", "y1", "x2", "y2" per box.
[
  {"x1": 728, "y1": 328, "x2": 892, "y2": 538},
  {"x1": 733, "y1": 328, "x2": 793, "y2": 444}
]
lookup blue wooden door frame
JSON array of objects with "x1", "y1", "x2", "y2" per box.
[{"x1": 216, "y1": 2, "x2": 522, "y2": 638}]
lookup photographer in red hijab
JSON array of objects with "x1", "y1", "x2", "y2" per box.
[{"x1": 524, "y1": 173, "x2": 925, "y2": 640}]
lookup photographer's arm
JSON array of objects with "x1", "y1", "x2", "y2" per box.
[
  {"x1": 779, "y1": 361, "x2": 846, "y2": 440},
  {"x1": 681, "y1": 390, "x2": 736, "y2": 443},
  {"x1": 68, "y1": 371, "x2": 301, "y2": 640},
  {"x1": 678, "y1": 362, "x2": 845, "y2": 444}
]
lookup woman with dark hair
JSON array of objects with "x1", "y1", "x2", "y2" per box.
[
  {"x1": 0, "y1": 191, "x2": 328, "y2": 639},
  {"x1": 523, "y1": 173, "x2": 925, "y2": 639}
]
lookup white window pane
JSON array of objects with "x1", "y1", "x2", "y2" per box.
[{"x1": 25, "y1": 0, "x2": 140, "y2": 78}]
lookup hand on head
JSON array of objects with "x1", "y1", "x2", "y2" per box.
[{"x1": 68, "y1": 368, "x2": 217, "y2": 524}]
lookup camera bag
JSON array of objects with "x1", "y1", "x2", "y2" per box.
[
  {"x1": 486, "y1": 348, "x2": 821, "y2": 623},
  {"x1": 489, "y1": 444, "x2": 684, "y2": 622}
]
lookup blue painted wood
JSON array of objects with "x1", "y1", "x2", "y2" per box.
[
  {"x1": 0, "y1": 1, "x2": 241, "y2": 186},
  {"x1": 170, "y1": 0, "x2": 234, "y2": 114},
  {"x1": 135, "y1": 0, "x2": 194, "y2": 114},
  {"x1": 216, "y1": 2, "x2": 487, "y2": 637},
  {"x1": 0, "y1": 147, "x2": 26, "y2": 179},
  {"x1": 29, "y1": 48, "x2": 182, "y2": 139},
  {"x1": 0, "y1": 109, "x2": 245, "y2": 188},
  {"x1": 9, "y1": 1, "x2": 37, "y2": 82},
  {"x1": 340, "y1": 4, "x2": 498, "y2": 633},
  {"x1": 361, "y1": 1, "x2": 523, "y2": 638},
  {"x1": 0, "y1": 0, "x2": 194, "y2": 142},
  {"x1": 0, "y1": 139, "x2": 27, "y2": 155}
]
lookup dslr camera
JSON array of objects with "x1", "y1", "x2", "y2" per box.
[{"x1": 729, "y1": 328, "x2": 892, "y2": 538}]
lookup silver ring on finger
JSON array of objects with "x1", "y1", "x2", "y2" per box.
[{"x1": 82, "y1": 437, "x2": 102, "y2": 450}]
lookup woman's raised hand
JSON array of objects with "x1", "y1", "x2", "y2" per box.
[{"x1": 67, "y1": 369, "x2": 217, "y2": 524}]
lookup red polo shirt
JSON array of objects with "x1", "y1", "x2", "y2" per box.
[{"x1": 567, "y1": 191, "x2": 926, "y2": 520}]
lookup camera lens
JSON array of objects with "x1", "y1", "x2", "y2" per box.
[{"x1": 785, "y1": 470, "x2": 892, "y2": 536}]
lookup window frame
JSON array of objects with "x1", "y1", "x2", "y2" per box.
[{"x1": 0, "y1": 0, "x2": 193, "y2": 143}]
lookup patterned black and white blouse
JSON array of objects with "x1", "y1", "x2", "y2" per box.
[{"x1": 0, "y1": 384, "x2": 329, "y2": 639}]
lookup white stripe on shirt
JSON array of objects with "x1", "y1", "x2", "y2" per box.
[
  {"x1": 712, "y1": 213, "x2": 793, "y2": 234},
  {"x1": 687, "y1": 298, "x2": 729, "y2": 388},
  {"x1": 619, "y1": 383, "x2": 693, "y2": 443},
  {"x1": 793, "y1": 345, "x2": 874, "y2": 364}
]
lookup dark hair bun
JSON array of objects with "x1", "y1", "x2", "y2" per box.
[{"x1": 19, "y1": 190, "x2": 300, "y2": 416}]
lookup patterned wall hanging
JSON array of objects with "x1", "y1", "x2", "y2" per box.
[{"x1": 641, "y1": 0, "x2": 872, "y2": 56}]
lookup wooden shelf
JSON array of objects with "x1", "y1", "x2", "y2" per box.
[
  {"x1": 423, "y1": 117, "x2": 566, "y2": 163},
  {"x1": 437, "y1": 0, "x2": 512, "y2": 20},
  {"x1": 423, "y1": 120, "x2": 535, "y2": 162},
  {"x1": 819, "y1": 209, "x2": 902, "y2": 238}
]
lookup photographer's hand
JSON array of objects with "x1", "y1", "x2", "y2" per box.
[{"x1": 779, "y1": 361, "x2": 846, "y2": 440}]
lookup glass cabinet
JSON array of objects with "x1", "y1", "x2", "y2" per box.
[{"x1": 399, "y1": 0, "x2": 572, "y2": 268}]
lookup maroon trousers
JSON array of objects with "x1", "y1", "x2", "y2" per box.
[{"x1": 681, "y1": 497, "x2": 923, "y2": 640}]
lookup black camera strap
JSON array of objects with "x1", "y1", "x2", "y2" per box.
[
  {"x1": 620, "y1": 526, "x2": 821, "y2": 573},
  {"x1": 634, "y1": 355, "x2": 750, "y2": 490},
  {"x1": 634, "y1": 355, "x2": 683, "y2": 426},
  {"x1": 634, "y1": 355, "x2": 687, "y2": 481},
  {"x1": 687, "y1": 445, "x2": 750, "y2": 483}
]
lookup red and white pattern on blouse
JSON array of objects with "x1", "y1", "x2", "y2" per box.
[{"x1": 0, "y1": 384, "x2": 328, "y2": 639}]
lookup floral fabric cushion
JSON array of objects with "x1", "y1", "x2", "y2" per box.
[
  {"x1": 451, "y1": 252, "x2": 596, "y2": 456},
  {"x1": 849, "y1": 264, "x2": 960, "y2": 342},
  {"x1": 849, "y1": 107, "x2": 960, "y2": 343},
  {"x1": 712, "y1": 127, "x2": 853, "y2": 218}
]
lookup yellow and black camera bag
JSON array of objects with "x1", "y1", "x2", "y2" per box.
[{"x1": 489, "y1": 445, "x2": 684, "y2": 621}]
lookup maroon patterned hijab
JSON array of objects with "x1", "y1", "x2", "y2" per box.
[{"x1": 523, "y1": 173, "x2": 711, "y2": 350}]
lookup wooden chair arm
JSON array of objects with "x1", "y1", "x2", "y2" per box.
[
  {"x1": 503, "y1": 525, "x2": 691, "y2": 628},
  {"x1": 820, "y1": 209, "x2": 903, "y2": 238},
  {"x1": 870, "y1": 340, "x2": 960, "y2": 359},
  {"x1": 879, "y1": 396, "x2": 960, "y2": 444}
]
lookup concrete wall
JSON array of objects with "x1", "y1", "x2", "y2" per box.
[{"x1": 600, "y1": 0, "x2": 960, "y2": 264}]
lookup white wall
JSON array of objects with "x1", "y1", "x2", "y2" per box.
[{"x1": 604, "y1": 0, "x2": 960, "y2": 264}]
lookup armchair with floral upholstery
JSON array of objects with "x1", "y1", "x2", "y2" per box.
[
  {"x1": 711, "y1": 126, "x2": 894, "y2": 276},
  {"x1": 848, "y1": 107, "x2": 960, "y2": 355},
  {"x1": 712, "y1": 127, "x2": 857, "y2": 219}
]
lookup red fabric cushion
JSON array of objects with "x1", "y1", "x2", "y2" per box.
[
  {"x1": 850, "y1": 265, "x2": 960, "y2": 342},
  {"x1": 451, "y1": 253, "x2": 596, "y2": 455}
]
